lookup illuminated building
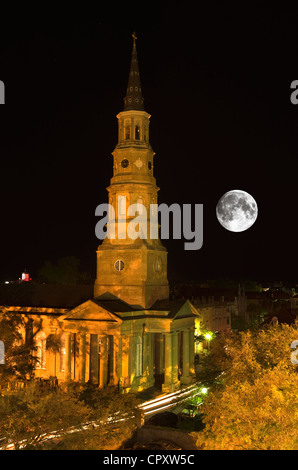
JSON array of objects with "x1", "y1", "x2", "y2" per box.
[{"x1": 1, "y1": 34, "x2": 201, "y2": 392}]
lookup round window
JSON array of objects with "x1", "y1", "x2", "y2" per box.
[
  {"x1": 121, "y1": 159, "x2": 129, "y2": 168},
  {"x1": 114, "y1": 259, "x2": 124, "y2": 272}
]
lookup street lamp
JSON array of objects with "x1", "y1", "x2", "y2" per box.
[{"x1": 204, "y1": 331, "x2": 213, "y2": 350}]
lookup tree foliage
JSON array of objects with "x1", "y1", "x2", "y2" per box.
[
  {"x1": 0, "y1": 312, "x2": 36, "y2": 387},
  {"x1": 0, "y1": 381, "x2": 139, "y2": 450},
  {"x1": 37, "y1": 257, "x2": 92, "y2": 285},
  {"x1": 195, "y1": 324, "x2": 298, "y2": 450}
]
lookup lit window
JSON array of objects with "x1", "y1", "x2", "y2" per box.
[{"x1": 135, "y1": 125, "x2": 140, "y2": 140}]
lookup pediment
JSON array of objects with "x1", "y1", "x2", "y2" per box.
[
  {"x1": 172, "y1": 300, "x2": 200, "y2": 319},
  {"x1": 63, "y1": 300, "x2": 122, "y2": 323}
]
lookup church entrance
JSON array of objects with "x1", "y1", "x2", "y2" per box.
[{"x1": 88, "y1": 334, "x2": 113, "y2": 387}]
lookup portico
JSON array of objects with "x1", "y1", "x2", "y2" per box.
[{"x1": 44, "y1": 297, "x2": 200, "y2": 392}]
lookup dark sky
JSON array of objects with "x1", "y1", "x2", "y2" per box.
[{"x1": 0, "y1": 1, "x2": 297, "y2": 284}]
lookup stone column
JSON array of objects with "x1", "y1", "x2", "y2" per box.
[
  {"x1": 171, "y1": 331, "x2": 180, "y2": 387},
  {"x1": 189, "y1": 328, "x2": 195, "y2": 377},
  {"x1": 111, "y1": 336, "x2": 119, "y2": 386},
  {"x1": 143, "y1": 333, "x2": 154, "y2": 387},
  {"x1": 78, "y1": 333, "x2": 86, "y2": 384},
  {"x1": 108, "y1": 335, "x2": 114, "y2": 385},
  {"x1": 148, "y1": 333, "x2": 154, "y2": 386},
  {"x1": 162, "y1": 333, "x2": 173, "y2": 392},
  {"x1": 116, "y1": 336, "x2": 122, "y2": 386},
  {"x1": 159, "y1": 334, "x2": 164, "y2": 374},
  {"x1": 120, "y1": 335, "x2": 130, "y2": 389},
  {"x1": 89, "y1": 334, "x2": 99, "y2": 385},
  {"x1": 181, "y1": 329, "x2": 191, "y2": 385},
  {"x1": 142, "y1": 333, "x2": 149, "y2": 377},
  {"x1": 99, "y1": 336, "x2": 108, "y2": 387},
  {"x1": 74, "y1": 333, "x2": 79, "y2": 380},
  {"x1": 65, "y1": 332, "x2": 72, "y2": 380}
]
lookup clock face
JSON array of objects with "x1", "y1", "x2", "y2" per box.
[
  {"x1": 114, "y1": 259, "x2": 125, "y2": 272},
  {"x1": 135, "y1": 158, "x2": 143, "y2": 169},
  {"x1": 121, "y1": 159, "x2": 129, "y2": 168}
]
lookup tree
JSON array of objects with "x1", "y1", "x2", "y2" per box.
[
  {"x1": 0, "y1": 381, "x2": 91, "y2": 449},
  {"x1": 42, "y1": 385, "x2": 140, "y2": 450},
  {"x1": 37, "y1": 257, "x2": 81, "y2": 285},
  {"x1": 195, "y1": 324, "x2": 298, "y2": 450},
  {"x1": 0, "y1": 312, "x2": 37, "y2": 387},
  {"x1": 37, "y1": 256, "x2": 93, "y2": 285},
  {"x1": 0, "y1": 381, "x2": 139, "y2": 450}
]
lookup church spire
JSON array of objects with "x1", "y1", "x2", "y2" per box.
[{"x1": 123, "y1": 32, "x2": 144, "y2": 111}]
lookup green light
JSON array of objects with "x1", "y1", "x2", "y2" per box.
[
  {"x1": 201, "y1": 387, "x2": 208, "y2": 394},
  {"x1": 205, "y1": 333, "x2": 212, "y2": 341}
]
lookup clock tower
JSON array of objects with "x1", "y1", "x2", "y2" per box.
[{"x1": 94, "y1": 33, "x2": 169, "y2": 308}]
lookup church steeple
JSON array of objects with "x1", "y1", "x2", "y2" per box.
[
  {"x1": 94, "y1": 33, "x2": 169, "y2": 309},
  {"x1": 123, "y1": 32, "x2": 144, "y2": 111}
]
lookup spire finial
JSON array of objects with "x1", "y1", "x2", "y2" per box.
[{"x1": 123, "y1": 32, "x2": 144, "y2": 111}]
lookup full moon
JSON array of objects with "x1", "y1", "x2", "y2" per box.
[{"x1": 216, "y1": 190, "x2": 258, "y2": 232}]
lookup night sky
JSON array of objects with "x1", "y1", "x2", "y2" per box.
[{"x1": 0, "y1": 2, "x2": 298, "y2": 284}]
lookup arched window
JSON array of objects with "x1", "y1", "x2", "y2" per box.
[
  {"x1": 135, "y1": 125, "x2": 140, "y2": 140},
  {"x1": 125, "y1": 126, "x2": 130, "y2": 140},
  {"x1": 118, "y1": 195, "x2": 127, "y2": 216},
  {"x1": 137, "y1": 197, "x2": 144, "y2": 215},
  {"x1": 135, "y1": 335, "x2": 143, "y2": 377},
  {"x1": 35, "y1": 331, "x2": 46, "y2": 370}
]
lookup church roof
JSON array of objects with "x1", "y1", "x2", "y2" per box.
[
  {"x1": 94, "y1": 297, "x2": 139, "y2": 313},
  {"x1": 150, "y1": 299, "x2": 200, "y2": 319},
  {"x1": 93, "y1": 296, "x2": 200, "y2": 320},
  {"x1": 62, "y1": 300, "x2": 122, "y2": 323},
  {"x1": 123, "y1": 32, "x2": 144, "y2": 111}
]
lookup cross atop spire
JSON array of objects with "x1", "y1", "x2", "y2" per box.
[
  {"x1": 123, "y1": 32, "x2": 144, "y2": 111},
  {"x1": 132, "y1": 31, "x2": 137, "y2": 44}
]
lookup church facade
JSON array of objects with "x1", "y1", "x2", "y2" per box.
[{"x1": 2, "y1": 35, "x2": 201, "y2": 393}]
